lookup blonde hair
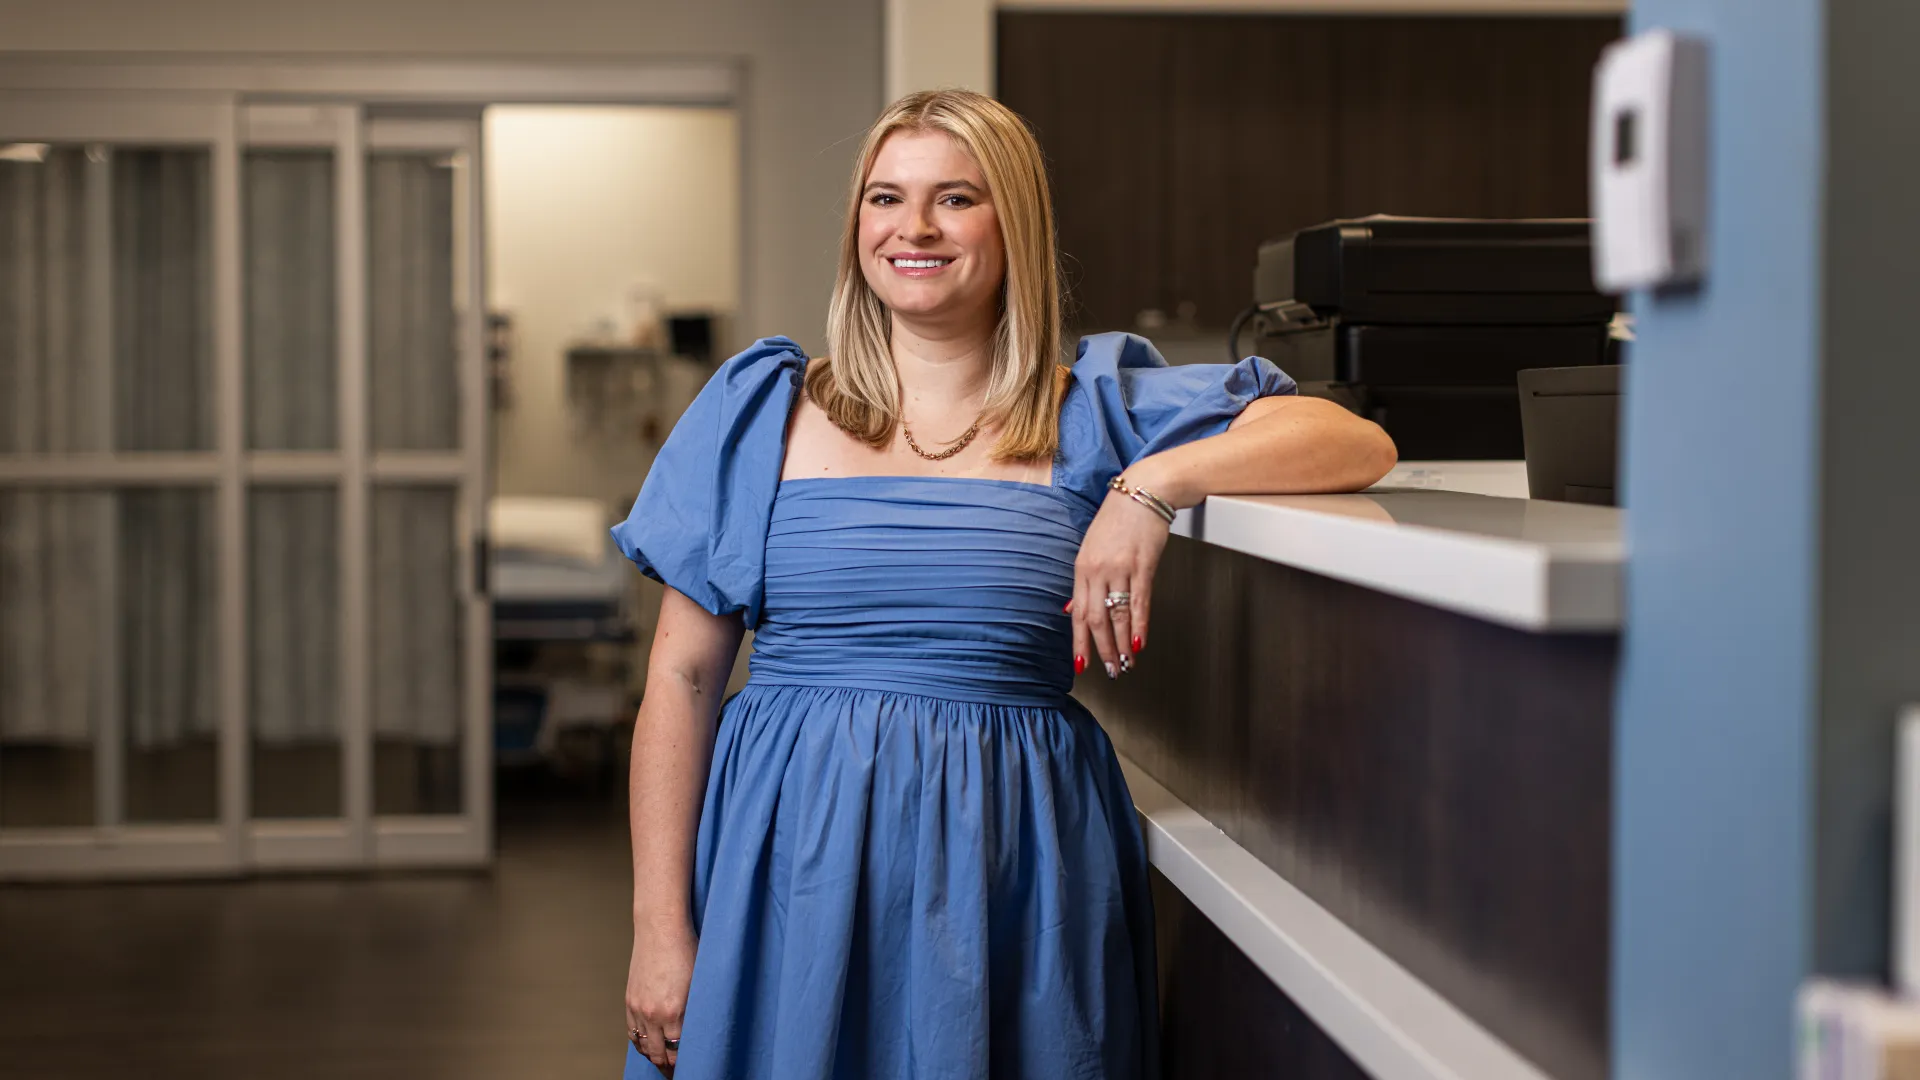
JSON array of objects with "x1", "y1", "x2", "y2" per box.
[{"x1": 812, "y1": 89, "x2": 1065, "y2": 461}]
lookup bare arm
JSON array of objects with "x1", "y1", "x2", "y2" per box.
[
  {"x1": 1070, "y1": 395, "x2": 1394, "y2": 676},
  {"x1": 631, "y1": 586, "x2": 743, "y2": 928},
  {"x1": 1126, "y1": 394, "x2": 1397, "y2": 507},
  {"x1": 626, "y1": 586, "x2": 744, "y2": 1071}
]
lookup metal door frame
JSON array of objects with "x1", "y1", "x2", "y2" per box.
[
  {"x1": 359, "y1": 114, "x2": 493, "y2": 869},
  {"x1": 0, "y1": 99, "x2": 492, "y2": 878},
  {"x1": 0, "y1": 97, "x2": 246, "y2": 877}
]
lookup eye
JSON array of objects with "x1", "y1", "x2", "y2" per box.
[
  {"x1": 867, "y1": 193, "x2": 900, "y2": 206},
  {"x1": 941, "y1": 194, "x2": 973, "y2": 208}
]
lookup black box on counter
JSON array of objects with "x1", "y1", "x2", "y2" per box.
[{"x1": 1252, "y1": 216, "x2": 1617, "y2": 461}]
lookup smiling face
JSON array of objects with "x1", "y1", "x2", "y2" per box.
[{"x1": 857, "y1": 129, "x2": 1007, "y2": 329}]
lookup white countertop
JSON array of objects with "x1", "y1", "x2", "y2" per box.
[
  {"x1": 1373, "y1": 460, "x2": 1536, "y2": 500},
  {"x1": 1170, "y1": 462, "x2": 1623, "y2": 632}
]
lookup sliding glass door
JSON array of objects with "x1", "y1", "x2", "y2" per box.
[
  {"x1": 360, "y1": 115, "x2": 491, "y2": 867},
  {"x1": 0, "y1": 98, "x2": 490, "y2": 878}
]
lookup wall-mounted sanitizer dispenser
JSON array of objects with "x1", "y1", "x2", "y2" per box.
[{"x1": 1590, "y1": 30, "x2": 1710, "y2": 292}]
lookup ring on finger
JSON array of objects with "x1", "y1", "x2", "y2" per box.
[{"x1": 1104, "y1": 590, "x2": 1131, "y2": 609}]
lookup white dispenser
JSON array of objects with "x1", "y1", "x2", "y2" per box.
[{"x1": 1589, "y1": 30, "x2": 1710, "y2": 291}]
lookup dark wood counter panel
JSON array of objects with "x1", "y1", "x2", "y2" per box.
[{"x1": 1080, "y1": 534, "x2": 1617, "y2": 1080}]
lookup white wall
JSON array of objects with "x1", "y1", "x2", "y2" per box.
[
  {"x1": 485, "y1": 106, "x2": 738, "y2": 502},
  {"x1": 887, "y1": 0, "x2": 994, "y2": 101}
]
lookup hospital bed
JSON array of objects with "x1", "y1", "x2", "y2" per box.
[{"x1": 489, "y1": 497, "x2": 636, "y2": 778}]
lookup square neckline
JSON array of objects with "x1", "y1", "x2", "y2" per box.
[
  {"x1": 775, "y1": 472, "x2": 1058, "y2": 494},
  {"x1": 775, "y1": 363, "x2": 1069, "y2": 494},
  {"x1": 769, "y1": 473, "x2": 1094, "y2": 526}
]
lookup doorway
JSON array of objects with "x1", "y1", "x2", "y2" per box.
[{"x1": 482, "y1": 103, "x2": 741, "y2": 802}]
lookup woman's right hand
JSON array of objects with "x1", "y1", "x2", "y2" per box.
[{"x1": 626, "y1": 920, "x2": 699, "y2": 1075}]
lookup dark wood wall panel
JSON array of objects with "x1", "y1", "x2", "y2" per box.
[
  {"x1": 998, "y1": 13, "x2": 1622, "y2": 331},
  {"x1": 996, "y1": 16, "x2": 1173, "y2": 333},
  {"x1": 1075, "y1": 536, "x2": 1618, "y2": 1080},
  {"x1": 1166, "y1": 19, "x2": 1339, "y2": 337},
  {"x1": 1152, "y1": 869, "x2": 1370, "y2": 1079},
  {"x1": 1331, "y1": 18, "x2": 1616, "y2": 220}
]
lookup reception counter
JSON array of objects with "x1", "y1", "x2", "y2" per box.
[
  {"x1": 1172, "y1": 483, "x2": 1623, "y2": 632},
  {"x1": 1079, "y1": 462, "x2": 1621, "y2": 1080}
]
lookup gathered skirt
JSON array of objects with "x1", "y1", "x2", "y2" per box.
[{"x1": 622, "y1": 681, "x2": 1160, "y2": 1080}]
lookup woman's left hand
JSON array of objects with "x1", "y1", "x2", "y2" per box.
[{"x1": 1070, "y1": 487, "x2": 1172, "y2": 679}]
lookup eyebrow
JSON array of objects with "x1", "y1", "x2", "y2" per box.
[{"x1": 863, "y1": 179, "x2": 986, "y2": 195}]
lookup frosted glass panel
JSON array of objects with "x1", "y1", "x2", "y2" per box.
[
  {"x1": 0, "y1": 148, "x2": 107, "y2": 455},
  {"x1": 249, "y1": 487, "x2": 340, "y2": 819},
  {"x1": 0, "y1": 489, "x2": 110, "y2": 827},
  {"x1": 372, "y1": 486, "x2": 463, "y2": 815},
  {"x1": 113, "y1": 148, "x2": 214, "y2": 452},
  {"x1": 0, "y1": 145, "x2": 214, "y2": 454},
  {"x1": 245, "y1": 150, "x2": 337, "y2": 451},
  {"x1": 0, "y1": 488, "x2": 217, "y2": 827},
  {"x1": 367, "y1": 153, "x2": 459, "y2": 451},
  {"x1": 119, "y1": 488, "x2": 219, "y2": 823}
]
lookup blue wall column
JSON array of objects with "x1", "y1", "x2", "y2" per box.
[
  {"x1": 1615, "y1": 0, "x2": 1920, "y2": 1076},
  {"x1": 1611, "y1": 0, "x2": 1823, "y2": 1078}
]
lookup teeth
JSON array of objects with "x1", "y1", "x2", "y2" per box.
[{"x1": 891, "y1": 258, "x2": 950, "y2": 269}]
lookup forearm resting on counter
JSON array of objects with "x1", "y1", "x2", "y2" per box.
[{"x1": 1127, "y1": 395, "x2": 1398, "y2": 507}]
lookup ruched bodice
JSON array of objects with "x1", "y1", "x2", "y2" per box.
[{"x1": 750, "y1": 477, "x2": 1092, "y2": 707}]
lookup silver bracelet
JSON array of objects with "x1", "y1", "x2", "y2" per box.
[{"x1": 1107, "y1": 474, "x2": 1177, "y2": 525}]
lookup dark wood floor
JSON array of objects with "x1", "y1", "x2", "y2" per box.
[
  {"x1": 0, "y1": 773, "x2": 635, "y2": 1080},
  {"x1": 1, "y1": 761, "x2": 1413, "y2": 1079}
]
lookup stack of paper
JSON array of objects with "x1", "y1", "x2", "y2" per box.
[{"x1": 1800, "y1": 980, "x2": 1920, "y2": 1080}]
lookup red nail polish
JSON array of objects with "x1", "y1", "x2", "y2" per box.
[
  {"x1": 1131, "y1": 635, "x2": 1143, "y2": 653},
  {"x1": 1063, "y1": 600, "x2": 1073, "y2": 613},
  {"x1": 1074, "y1": 655, "x2": 1086, "y2": 675}
]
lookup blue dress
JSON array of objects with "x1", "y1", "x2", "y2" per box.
[{"x1": 613, "y1": 333, "x2": 1295, "y2": 1080}]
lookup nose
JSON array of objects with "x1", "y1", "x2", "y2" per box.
[{"x1": 899, "y1": 199, "x2": 939, "y2": 243}]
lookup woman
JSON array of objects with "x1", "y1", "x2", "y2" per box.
[{"x1": 616, "y1": 89, "x2": 1395, "y2": 1080}]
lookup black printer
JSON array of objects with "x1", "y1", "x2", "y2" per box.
[{"x1": 1249, "y1": 216, "x2": 1616, "y2": 460}]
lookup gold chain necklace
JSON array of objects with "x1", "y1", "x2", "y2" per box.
[{"x1": 901, "y1": 416, "x2": 983, "y2": 461}]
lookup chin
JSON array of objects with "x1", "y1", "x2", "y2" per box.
[
  {"x1": 874, "y1": 285, "x2": 967, "y2": 319},
  {"x1": 881, "y1": 293, "x2": 955, "y2": 318}
]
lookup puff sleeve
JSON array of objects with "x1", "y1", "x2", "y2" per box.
[
  {"x1": 610, "y1": 336, "x2": 808, "y2": 628},
  {"x1": 1066, "y1": 331, "x2": 1296, "y2": 478}
]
